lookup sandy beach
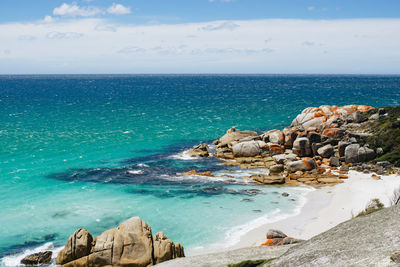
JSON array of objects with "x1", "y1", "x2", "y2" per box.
[{"x1": 232, "y1": 170, "x2": 400, "y2": 249}]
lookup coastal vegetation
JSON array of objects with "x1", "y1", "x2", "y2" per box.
[{"x1": 366, "y1": 106, "x2": 400, "y2": 166}]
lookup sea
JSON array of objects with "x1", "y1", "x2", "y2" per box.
[{"x1": 1, "y1": 75, "x2": 399, "y2": 266}]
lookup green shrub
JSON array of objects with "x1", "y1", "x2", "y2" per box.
[{"x1": 356, "y1": 198, "x2": 384, "y2": 217}]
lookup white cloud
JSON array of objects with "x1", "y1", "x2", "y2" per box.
[
  {"x1": 107, "y1": 3, "x2": 131, "y2": 15},
  {"x1": 46, "y1": 31, "x2": 84, "y2": 39},
  {"x1": 201, "y1": 21, "x2": 239, "y2": 31},
  {"x1": 0, "y1": 18, "x2": 399, "y2": 74},
  {"x1": 43, "y1": 15, "x2": 54, "y2": 23},
  {"x1": 53, "y1": 3, "x2": 103, "y2": 17}
]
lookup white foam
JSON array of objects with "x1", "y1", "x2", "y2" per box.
[
  {"x1": 136, "y1": 163, "x2": 149, "y2": 168},
  {"x1": 169, "y1": 150, "x2": 198, "y2": 160},
  {"x1": 1, "y1": 242, "x2": 63, "y2": 267},
  {"x1": 127, "y1": 170, "x2": 144, "y2": 175}
]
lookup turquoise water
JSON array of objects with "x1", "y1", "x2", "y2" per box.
[{"x1": 1, "y1": 75, "x2": 400, "y2": 264}]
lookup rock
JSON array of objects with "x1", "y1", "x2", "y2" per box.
[
  {"x1": 308, "y1": 132, "x2": 321, "y2": 143},
  {"x1": 345, "y1": 144, "x2": 360, "y2": 163},
  {"x1": 376, "y1": 147, "x2": 384, "y2": 156},
  {"x1": 186, "y1": 144, "x2": 210, "y2": 157},
  {"x1": 56, "y1": 228, "x2": 93, "y2": 265},
  {"x1": 376, "y1": 161, "x2": 392, "y2": 169},
  {"x1": 378, "y1": 108, "x2": 386, "y2": 115},
  {"x1": 317, "y1": 178, "x2": 344, "y2": 184},
  {"x1": 281, "y1": 237, "x2": 304, "y2": 245},
  {"x1": 181, "y1": 170, "x2": 214, "y2": 177},
  {"x1": 58, "y1": 217, "x2": 184, "y2": 267},
  {"x1": 287, "y1": 159, "x2": 316, "y2": 172},
  {"x1": 250, "y1": 174, "x2": 285, "y2": 184},
  {"x1": 322, "y1": 128, "x2": 343, "y2": 138},
  {"x1": 311, "y1": 143, "x2": 322, "y2": 156},
  {"x1": 266, "y1": 229, "x2": 287, "y2": 239},
  {"x1": 269, "y1": 164, "x2": 284, "y2": 174},
  {"x1": 283, "y1": 129, "x2": 298, "y2": 148},
  {"x1": 302, "y1": 117, "x2": 325, "y2": 130},
  {"x1": 218, "y1": 128, "x2": 258, "y2": 147},
  {"x1": 153, "y1": 232, "x2": 185, "y2": 265},
  {"x1": 364, "y1": 147, "x2": 376, "y2": 161},
  {"x1": 340, "y1": 165, "x2": 350, "y2": 172},
  {"x1": 268, "y1": 130, "x2": 285, "y2": 145},
  {"x1": 351, "y1": 111, "x2": 366, "y2": 123},
  {"x1": 272, "y1": 153, "x2": 297, "y2": 164},
  {"x1": 293, "y1": 137, "x2": 311, "y2": 157},
  {"x1": 338, "y1": 141, "x2": 350, "y2": 157},
  {"x1": 391, "y1": 251, "x2": 400, "y2": 263},
  {"x1": 369, "y1": 113, "x2": 379, "y2": 120},
  {"x1": 265, "y1": 143, "x2": 285, "y2": 155},
  {"x1": 282, "y1": 192, "x2": 289, "y2": 197},
  {"x1": 21, "y1": 251, "x2": 52, "y2": 265},
  {"x1": 317, "y1": 144, "x2": 334, "y2": 158},
  {"x1": 330, "y1": 157, "x2": 340, "y2": 167},
  {"x1": 232, "y1": 141, "x2": 266, "y2": 157}
]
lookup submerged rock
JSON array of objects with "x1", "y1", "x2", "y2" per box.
[{"x1": 21, "y1": 251, "x2": 52, "y2": 265}]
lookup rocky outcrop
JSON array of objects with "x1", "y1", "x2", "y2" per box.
[
  {"x1": 186, "y1": 144, "x2": 210, "y2": 157},
  {"x1": 56, "y1": 217, "x2": 184, "y2": 267},
  {"x1": 207, "y1": 105, "x2": 399, "y2": 186},
  {"x1": 21, "y1": 251, "x2": 52, "y2": 265}
]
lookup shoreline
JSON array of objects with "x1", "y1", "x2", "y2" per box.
[{"x1": 228, "y1": 170, "x2": 400, "y2": 249}]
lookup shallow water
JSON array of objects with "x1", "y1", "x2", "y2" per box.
[{"x1": 1, "y1": 75, "x2": 399, "y2": 265}]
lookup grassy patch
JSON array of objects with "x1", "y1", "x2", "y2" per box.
[
  {"x1": 228, "y1": 258, "x2": 276, "y2": 267},
  {"x1": 366, "y1": 106, "x2": 400, "y2": 166},
  {"x1": 356, "y1": 198, "x2": 384, "y2": 217}
]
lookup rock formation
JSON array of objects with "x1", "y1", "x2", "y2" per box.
[
  {"x1": 209, "y1": 105, "x2": 398, "y2": 186},
  {"x1": 56, "y1": 217, "x2": 184, "y2": 267}
]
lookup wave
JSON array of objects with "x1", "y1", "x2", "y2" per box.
[{"x1": 1, "y1": 242, "x2": 63, "y2": 267}]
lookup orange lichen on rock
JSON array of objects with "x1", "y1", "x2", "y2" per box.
[{"x1": 322, "y1": 128, "x2": 339, "y2": 137}]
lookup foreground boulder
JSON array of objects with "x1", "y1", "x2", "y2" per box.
[
  {"x1": 56, "y1": 217, "x2": 184, "y2": 267},
  {"x1": 56, "y1": 228, "x2": 93, "y2": 265},
  {"x1": 21, "y1": 251, "x2": 52, "y2": 265}
]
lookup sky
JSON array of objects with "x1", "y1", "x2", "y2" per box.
[{"x1": 0, "y1": 0, "x2": 399, "y2": 74}]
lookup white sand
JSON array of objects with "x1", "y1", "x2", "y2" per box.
[{"x1": 231, "y1": 170, "x2": 400, "y2": 248}]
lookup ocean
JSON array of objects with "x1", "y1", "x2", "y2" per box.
[{"x1": 1, "y1": 75, "x2": 399, "y2": 265}]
